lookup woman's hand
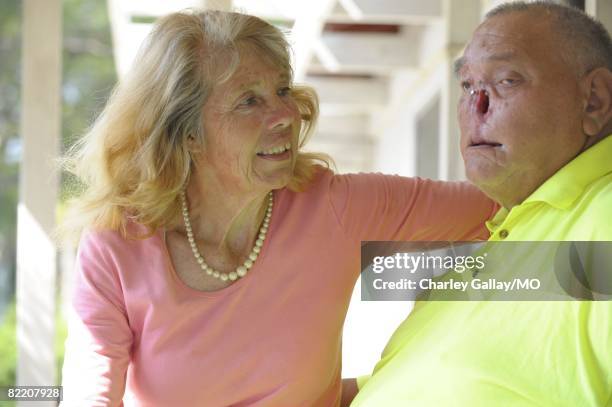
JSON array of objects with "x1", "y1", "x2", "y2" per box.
[{"x1": 341, "y1": 378, "x2": 358, "y2": 407}]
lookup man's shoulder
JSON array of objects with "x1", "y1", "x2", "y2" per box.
[
  {"x1": 568, "y1": 171, "x2": 612, "y2": 239},
  {"x1": 509, "y1": 172, "x2": 612, "y2": 240},
  {"x1": 583, "y1": 170, "x2": 612, "y2": 200},
  {"x1": 577, "y1": 171, "x2": 612, "y2": 216}
]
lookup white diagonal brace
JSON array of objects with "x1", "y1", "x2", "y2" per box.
[{"x1": 284, "y1": 0, "x2": 338, "y2": 81}]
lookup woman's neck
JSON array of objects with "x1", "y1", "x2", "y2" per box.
[{"x1": 181, "y1": 175, "x2": 270, "y2": 258}]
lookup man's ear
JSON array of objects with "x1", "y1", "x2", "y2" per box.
[{"x1": 582, "y1": 67, "x2": 612, "y2": 137}]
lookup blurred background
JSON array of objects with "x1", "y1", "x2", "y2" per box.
[{"x1": 1, "y1": 0, "x2": 610, "y2": 405}]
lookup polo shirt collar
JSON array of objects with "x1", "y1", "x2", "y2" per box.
[
  {"x1": 524, "y1": 134, "x2": 612, "y2": 209},
  {"x1": 485, "y1": 207, "x2": 509, "y2": 234},
  {"x1": 486, "y1": 135, "x2": 612, "y2": 233}
]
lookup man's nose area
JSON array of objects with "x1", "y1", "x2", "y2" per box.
[{"x1": 472, "y1": 89, "x2": 490, "y2": 115}]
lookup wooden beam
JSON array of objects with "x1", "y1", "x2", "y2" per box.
[
  {"x1": 319, "y1": 30, "x2": 421, "y2": 69},
  {"x1": 353, "y1": 0, "x2": 442, "y2": 17},
  {"x1": 306, "y1": 75, "x2": 388, "y2": 106},
  {"x1": 316, "y1": 113, "x2": 372, "y2": 136}
]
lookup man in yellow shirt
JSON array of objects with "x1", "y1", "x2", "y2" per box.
[{"x1": 350, "y1": 2, "x2": 612, "y2": 406}]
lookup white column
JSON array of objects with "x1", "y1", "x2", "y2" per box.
[
  {"x1": 439, "y1": 0, "x2": 481, "y2": 181},
  {"x1": 586, "y1": 0, "x2": 612, "y2": 31},
  {"x1": 16, "y1": 0, "x2": 62, "y2": 403},
  {"x1": 204, "y1": 0, "x2": 232, "y2": 11}
]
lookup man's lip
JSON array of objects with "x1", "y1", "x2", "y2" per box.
[{"x1": 468, "y1": 141, "x2": 502, "y2": 147}]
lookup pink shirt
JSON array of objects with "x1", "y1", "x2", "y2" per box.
[{"x1": 61, "y1": 170, "x2": 496, "y2": 406}]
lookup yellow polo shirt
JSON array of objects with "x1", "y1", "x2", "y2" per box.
[{"x1": 352, "y1": 136, "x2": 612, "y2": 406}]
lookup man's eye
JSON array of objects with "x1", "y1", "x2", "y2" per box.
[
  {"x1": 278, "y1": 86, "x2": 292, "y2": 97},
  {"x1": 461, "y1": 81, "x2": 472, "y2": 92},
  {"x1": 499, "y1": 78, "x2": 519, "y2": 86}
]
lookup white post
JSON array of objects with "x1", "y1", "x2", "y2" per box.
[
  {"x1": 586, "y1": 0, "x2": 612, "y2": 31},
  {"x1": 204, "y1": 0, "x2": 233, "y2": 11},
  {"x1": 439, "y1": 0, "x2": 481, "y2": 181},
  {"x1": 16, "y1": 0, "x2": 62, "y2": 405}
]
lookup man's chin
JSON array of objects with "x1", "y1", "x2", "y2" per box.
[{"x1": 464, "y1": 164, "x2": 502, "y2": 189}]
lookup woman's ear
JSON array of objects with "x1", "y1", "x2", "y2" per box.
[
  {"x1": 582, "y1": 67, "x2": 612, "y2": 137},
  {"x1": 186, "y1": 135, "x2": 205, "y2": 168},
  {"x1": 186, "y1": 134, "x2": 203, "y2": 153}
]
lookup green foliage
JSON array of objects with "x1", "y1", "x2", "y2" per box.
[
  {"x1": 60, "y1": 0, "x2": 117, "y2": 202},
  {"x1": 0, "y1": 0, "x2": 21, "y2": 148},
  {"x1": 0, "y1": 0, "x2": 20, "y2": 335},
  {"x1": 0, "y1": 7, "x2": 24, "y2": 402},
  {"x1": 0, "y1": 298, "x2": 67, "y2": 398},
  {"x1": 55, "y1": 306, "x2": 68, "y2": 385},
  {"x1": 0, "y1": 301, "x2": 16, "y2": 387}
]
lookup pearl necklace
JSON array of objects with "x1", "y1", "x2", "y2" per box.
[{"x1": 180, "y1": 190, "x2": 272, "y2": 282}]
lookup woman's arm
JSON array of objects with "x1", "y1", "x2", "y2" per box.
[
  {"x1": 341, "y1": 378, "x2": 358, "y2": 407},
  {"x1": 61, "y1": 232, "x2": 133, "y2": 406},
  {"x1": 330, "y1": 173, "x2": 498, "y2": 242}
]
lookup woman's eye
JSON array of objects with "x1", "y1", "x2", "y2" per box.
[
  {"x1": 238, "y1": 96, "x2": 258, "y2": 107},
  {"x1": 278, "y1": 86, "x2": 292, "y2": 97}
]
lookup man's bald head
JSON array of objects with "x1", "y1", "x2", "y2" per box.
[
  {"x1": 456, "y1": 2, "x2": 612, "y2": 209},
  {"x1": 485, "y1": 1, "x2": 612, "y2": 76}
]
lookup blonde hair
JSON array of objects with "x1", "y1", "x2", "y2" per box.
[{"x1": 60, "y1": 9, "x2": 333, "y2": 242}]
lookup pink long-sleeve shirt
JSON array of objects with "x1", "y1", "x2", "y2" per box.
[{"x1": 61, "y1": 170, "x2": 496, "y2": 406}]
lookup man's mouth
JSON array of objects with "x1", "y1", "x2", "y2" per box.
[
  {"x1": 469, "y1": 141, "x2": 502, "y2": 147},
  {"x1": 468, "y1": 135, "x2": 502, "y2": 148}
]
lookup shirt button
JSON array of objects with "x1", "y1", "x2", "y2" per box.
[{"x1": 499, "y1": 229, "x2": 509, "y2": 239}]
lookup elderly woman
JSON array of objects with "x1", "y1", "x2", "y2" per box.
[{"x1": 60, "y1": 9, "x2": 496, "y2": 407}]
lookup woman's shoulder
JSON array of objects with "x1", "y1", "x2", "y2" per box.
[
  {"x1": 299, "y1": 166, "x2": 393, "y2": 190},
  {"x1": 328, "y1": 170, "x2": 421, "y2": 199},
  {"x1": 286, "y1": 167, "x2": 422, "y2": 202},
  {"x1": 281, "y1": 167, "x2": 414, "y2": 214},
  {"x1": 281, "y1": 165, "x2": 334, "y2": 197},
  {"x1": 79, "y1": 221, "x2": 162, "y2": 258}
]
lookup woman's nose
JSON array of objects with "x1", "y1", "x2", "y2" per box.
[{"x1": 267, "y1": 100, "x2": 296, "y2": 130}]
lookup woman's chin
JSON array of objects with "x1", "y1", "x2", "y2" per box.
[
  {"x1": 265, "y1": 173, "x2": 292, "y2": 190},
  {"x1": 253, "y1": 160, "x2": 295, "y2": 190}
]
